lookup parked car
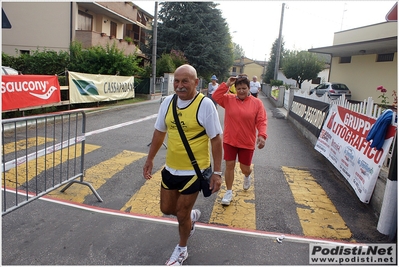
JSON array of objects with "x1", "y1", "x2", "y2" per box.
[
  {"x1": 310, "y1": 82, "x2": 352, "y2": 100},
  {"x1": 2, "y1": 66, "x2": 20, "y2": 75}
]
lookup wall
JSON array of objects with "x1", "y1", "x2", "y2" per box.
[
  {"x1": 2, "y1": 2, "x2": 71, "y2": 55},
  {"x1": 242, "y1": 62, "x2": 264, "y2": 81},
  {"x1": 330, "y1": 54, "x2": 397, "y2": 104},
  {"x1": 333, "y1": 22, "x2": 397, "y2": 45}
]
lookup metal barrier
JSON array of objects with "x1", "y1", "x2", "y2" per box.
[{"x1": 2, "y1": 110, "x2": 102, "y2": 216}]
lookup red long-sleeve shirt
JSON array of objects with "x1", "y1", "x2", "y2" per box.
[{"x1": 212, "y1": 82, "x2": 267, "y2": 150}]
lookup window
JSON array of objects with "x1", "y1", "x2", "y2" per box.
[
  {"x1": 377, "y1": 53, "x2": 394, "y2": 62},
  {"x1": 77, "y1": 10, "x2": 93, "y2": 31},
  {"x1": 110, "y1": 21, "x2": 117, "y2": 37},
  {"x1": 339, "y1": 56, "x2": 351, "y2": 63},
  {"x1": 312, "y1": 77, "x2": 321, "y2": 84},
  {"x1": 20, "y1": 50, "x2": 30, "y2": 55}
]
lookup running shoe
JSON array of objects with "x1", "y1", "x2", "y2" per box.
[
  {"x1": 165, "y1": 245, "x2": 188, "y2": 266},
  {"x1": 243, "y1": 175, "x2": 251, "y2": 190},
  {"x1": 221, "y1": 190, "x2": 233, "y2": 206},
  {"x1": 189, "y1": 209, "x2": 201, "y2": 238}
]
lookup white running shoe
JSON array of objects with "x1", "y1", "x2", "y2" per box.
[
  {"x1": 243, "y1": 175, "x2": 251, "y2": 190},
  {"x1": 165, "y1": 245, "x2": 188, "y2": 266},
  {"x1": 189, "y1": 209, "x2": 201, "y2": 238},
  {"x1": 221, "y1": 190, "x2": 233, "y2": 206}
]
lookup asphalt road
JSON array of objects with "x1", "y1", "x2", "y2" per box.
[{"x1": 2, "y1": 92, "x2": 394, "y2": 265}]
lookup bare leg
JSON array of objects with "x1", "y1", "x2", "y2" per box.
[
  {"x1": 160, "y1": 188, "x2": 199, "y2": 247},
  {"x1": 240, "y1": 163, "x2": 252, "y2": 177},
  {"x1": 224, "y1": 160, "x2": 236, "y2": 190}
]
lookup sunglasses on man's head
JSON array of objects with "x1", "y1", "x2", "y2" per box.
[{"x1": 236, "y1": 75, "x2": 248, "y2": 79}]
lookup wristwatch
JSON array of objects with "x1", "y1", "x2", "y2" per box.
[{"x1": 213, "y1": 171, "x2": 223, "y2": 176}]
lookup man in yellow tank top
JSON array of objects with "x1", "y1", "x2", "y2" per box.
[{"x1": 143, "y1": 64, "x2": 223, "y2": 265}]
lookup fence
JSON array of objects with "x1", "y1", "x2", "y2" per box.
[{"x1": 1, "y1": 110, "x2": 102, "y2": 216}]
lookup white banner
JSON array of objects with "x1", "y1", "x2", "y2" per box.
[
  {"x1": 68, "y1": 71, "x2": 134, "y2": 104},
  {"x1": 315, "y1": 104, "x2": 396, "y2": 203}
]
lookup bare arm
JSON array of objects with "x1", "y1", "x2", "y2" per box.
[
  {"x1": 143, "y1": 129, "x2": 167, "y2": 180},
  {"x1": 209, "y1": 134, "x2": 223, "y2": 193}
]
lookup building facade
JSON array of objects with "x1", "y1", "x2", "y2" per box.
[
  {"x1": 230, "y1": 57, "x2": 266, "y2": 82},
  {"x1": 2, "y1": 2, "x2": 153, "y2": 63},
  {"x1": 309, "y1": 21, "x2": 397, "y2": 104}
]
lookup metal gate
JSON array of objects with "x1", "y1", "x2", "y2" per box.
[{"x1": 2, "y1": 110, "x2": 102, "y2": 216}]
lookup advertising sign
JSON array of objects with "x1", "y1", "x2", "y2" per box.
[
  {"x1": 289, "y1": 96, "x2": 330, "y2": 137},
  {"x1": 2, "y1": 75, "x2": 61, "y2": 111},
  {"x1": 315, "y1": 104, "x2": 396, "y2": 203},
  {"x1": 69, "y1": 71, "x2": 135, "y2": 104}
]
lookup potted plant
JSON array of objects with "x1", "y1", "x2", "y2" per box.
[{"x1": 124, "y1": 36, "x2": 133, "y2": 44}]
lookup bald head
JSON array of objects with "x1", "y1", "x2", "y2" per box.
[
  {"x1": 175, "y1": 64, "x2": 198, "y2": 79},
  {"x1": 173, "y1": 64, "x2": 199, "y2": 100}
]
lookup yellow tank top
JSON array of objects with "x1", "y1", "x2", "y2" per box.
[{"x1": 165, "y1": 94, "x2": 210, "y2": 170}]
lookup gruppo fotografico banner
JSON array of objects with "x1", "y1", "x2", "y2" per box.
[
  {"x1": 68, "y1": 71, "x2": 135, "y2": 104},
  {"x1": 315, "y1": 104, "x2": 396, "y2": 203}
]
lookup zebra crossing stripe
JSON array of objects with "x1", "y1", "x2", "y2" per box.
[
  {"x1": 2, "y1": 137, "x2": 53, "y2": 154},
  {"x1": 48, "y1": 150, "x2": 147, "y2": 203},
  {"x1": 121, "y1": 167, "x2": 163, "y2": 217},
  {"x1": 209, "y1": 163, "x2": 256, "y2": 230},
  {"x1": 3, "y1": 144, "x2": 100, "y2": 188}
]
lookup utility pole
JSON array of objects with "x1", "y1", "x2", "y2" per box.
[
  {"x1": 151, "y1": 2, "x2": 158, "y2": 95},
  {"x1": 274, "y1": 3, "x2": 285, "y2": 81}
]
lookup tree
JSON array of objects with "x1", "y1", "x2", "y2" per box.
[
  {"x1": 263, "y1": 38, "x2": 286, "y2": 84},
  {"x1": 282, "y1": 50, "x2": 325, "y2": 88},
  {"x1": 156, "y1": 2, "x2": 233, "y2": 79},
  {"x1": 156, "y1": 53, "x2": 176, "y2": 76},
  {"x1": 233, "y1": 42, "x2": 245, "y2": 60}
]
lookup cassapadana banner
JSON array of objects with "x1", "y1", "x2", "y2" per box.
[
  {"x1": 68, "y1": 71, "x2": 134, "y2": 104},
  {"x1": 315, "y1": 104, "x2": 396, "y2": 203}
]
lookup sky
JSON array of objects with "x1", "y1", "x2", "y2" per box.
[{"x1": 135, "y1": 1, "x2": 397, "y2": 61}]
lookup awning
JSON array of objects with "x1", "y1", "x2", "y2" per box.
[{"x1": 308, "y1": 37, "x2": 397, "y2": 57}]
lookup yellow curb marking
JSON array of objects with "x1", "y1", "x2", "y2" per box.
[{"x1": 282, "y1": 166, "x2": 352, "y2": 239}]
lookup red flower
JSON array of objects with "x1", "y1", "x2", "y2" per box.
[{"x1": 377, "y1": 85, "x2": 387, "y2": 92}]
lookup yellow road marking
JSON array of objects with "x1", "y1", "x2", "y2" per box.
[
  {"x1": 48, "y1": 150, "x2": 147, "y2": 202},
  {"x1": 209, "y1": 163, "x2": 256, "y2": 229},
  {"x1": 282, "y1": 166, "x2": 352, "y2": 239},
  {"x1": 3, "y1": 144, "x2": 100, "y2": 188},
  {"x1": 121, "y1": 167, "x2": 163, "y2": 217},
  {"x1": 3, "y1": 137, "x2": 53, "y2": 154}
]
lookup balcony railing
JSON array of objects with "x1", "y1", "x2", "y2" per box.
[{"x1": 75, "y1": 31, "x2": 139, "y2": 56}]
